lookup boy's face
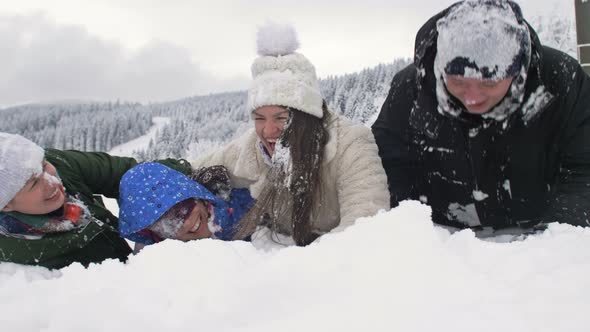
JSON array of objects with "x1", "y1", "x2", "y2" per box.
[{"x1": 2, "y1": 160, "x2": 66, "y2": 215}]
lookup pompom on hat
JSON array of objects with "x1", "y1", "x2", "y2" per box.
[
  {"x1": 247, "y1": 22, "x2": 324, "y2": 118},
  {"x1": 0, "y1": 133, "x2": 45, "y2": 210}
]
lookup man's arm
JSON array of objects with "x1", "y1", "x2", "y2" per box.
[
  {"x1": 543, "y1": 61, "x2": 590, "y2": 226},
  {"x1": 371, "y1": 66, "x2": 420, "y2": 207}
]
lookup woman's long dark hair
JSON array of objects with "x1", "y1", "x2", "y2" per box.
[{"x1": 233, "y1": 102, "x2": 330, "y2": 246}]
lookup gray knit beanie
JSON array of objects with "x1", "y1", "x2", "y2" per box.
[{"x1": 0, "y1": 133, "x2": 45, "y2": 210}]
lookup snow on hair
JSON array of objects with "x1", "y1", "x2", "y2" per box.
[{"x1": 256, "y1": 22, "x2": 300, "y2": 56}]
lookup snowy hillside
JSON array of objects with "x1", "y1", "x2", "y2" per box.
[
  {"x1": 0, "y1": 59, "x2": 411, "y2": 161},
  {"x1": 0, "y1": 101, "x2": 153, "y2": 153},
  {"x1": 1, "y1": 201, "x2": 589, "y2": 332},
  {"x1": 109, "y1": 117, "x2": 171, "y2": 157}
]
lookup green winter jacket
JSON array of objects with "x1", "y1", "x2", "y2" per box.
[{"x1": 0, "y1": 149, "x2": 192, "y2": 269}]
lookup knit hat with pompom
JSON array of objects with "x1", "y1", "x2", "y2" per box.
[{"x1": 247, "y1": 22, "x2": 324, "y2": 118}]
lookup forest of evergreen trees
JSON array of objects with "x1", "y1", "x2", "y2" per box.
[
  {"x1": 0, "y1": 59, "x2": 411, "y2": 161},
  {"x1": 0, "y1": 101, "x2": 152, "y2": 152}
]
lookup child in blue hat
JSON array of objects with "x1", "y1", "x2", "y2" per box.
[{"x1": 118, "y1": 162, "x2": 254, "y2": 245}]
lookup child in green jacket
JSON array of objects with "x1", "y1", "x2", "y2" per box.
[{"x1": 0, "y1": 132, "x2": 192, "y2": 269}]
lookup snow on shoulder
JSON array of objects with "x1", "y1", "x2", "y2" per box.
[{"x1": 1, "y1": 201, "x2": 590, "y2": 331}]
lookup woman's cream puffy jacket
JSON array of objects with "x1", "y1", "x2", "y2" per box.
[{"x1": 191, "y1": 113, "x2": 390, "y2": 236}]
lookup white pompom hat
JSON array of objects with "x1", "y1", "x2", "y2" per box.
[
  {"x1": 0, "y1": 133, "x2": 44, "y2": 210},
  {"x1": 247, "y1": 22, "x2": 324, "y2": 118}
]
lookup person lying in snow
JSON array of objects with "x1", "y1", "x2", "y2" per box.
[
  {"x1": 0, "y1": 133, "x2": 193, "y2": 269},
  {"x1": 191, "y1": 23, "x2": 390, "y2": 246},
  {"x1": 118, "y1": 162, "x2": 254, "y2": 245},
  {"x1": 372, "y1": 0, "x2": 590, "y2": 231}
]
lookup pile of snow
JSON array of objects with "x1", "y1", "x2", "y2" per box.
[{"x1": 1, "y1": 201, "x2": 589, "y2": 331}]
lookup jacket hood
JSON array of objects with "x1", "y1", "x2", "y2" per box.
[
  {"x1": 119, "y1": 162, "x2": 255, "y2": 244},
  {"x1": 118, "y1": 162, "x2": 221, "y2": 240}
]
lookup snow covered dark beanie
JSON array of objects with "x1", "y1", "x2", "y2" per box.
[
  {"x1": 247, "y1": 22, "x2": 324, "y2": 118},
  {"x1": 0, "y1": 133, "x2": 44, "y2": 210},
  {"x1": 435, "y1": 0, "x2": 531, "y2": 80}
]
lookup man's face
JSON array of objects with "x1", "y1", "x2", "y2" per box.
[
  {"x1": 445, "y1": 75, "x2": 514, "y2": 114},
  {"x1": 252, "y1": 105, "x2": 290, "y2": 156},
  {"x1": 2, "y1": 160, "x2": 66, "y2": 215}
]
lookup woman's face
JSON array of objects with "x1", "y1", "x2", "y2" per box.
[{"x1": 252, "y1": 105, "x2": 290, "y2": 156}]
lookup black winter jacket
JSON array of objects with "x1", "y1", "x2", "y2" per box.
[{"x1": 372, "y1": 5, "x2": 590, "y2": 229}]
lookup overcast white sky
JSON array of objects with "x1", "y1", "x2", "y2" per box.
[{"x1": 0, "y1": 0, "x2": 570, "y2": 106}]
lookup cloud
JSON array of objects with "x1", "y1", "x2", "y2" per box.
[{"x1": 0, "y1": 12, "x2": 248, "y2": 106}]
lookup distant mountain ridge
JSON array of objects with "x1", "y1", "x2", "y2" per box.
[{"x1": 0, "y1": 59, "x2": 411, "y2": 160}]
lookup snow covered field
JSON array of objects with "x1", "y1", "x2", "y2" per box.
[{"x1": 1, "y1": 201, "x2": 589, "y2": 332}]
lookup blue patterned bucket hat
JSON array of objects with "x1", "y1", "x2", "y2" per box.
[{"x1": 118, "y1": 162, "x2": 220, "y2": 240}]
